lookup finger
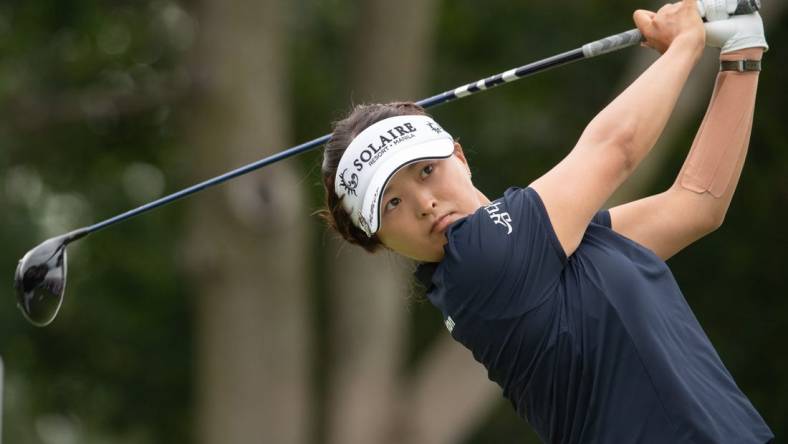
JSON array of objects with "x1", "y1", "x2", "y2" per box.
[
  {"x1": 681, "y1": 0, "x2": 705, "y2": 17},
  {"x1": 633, "y1": 9, "x2": 656, "y2": 32},
  {"x1": 658, "y1": 2, "x2": 681, "y2": 15},
  {"x1": 682, "y1": 0, "x2": 700, "y2": 15}
]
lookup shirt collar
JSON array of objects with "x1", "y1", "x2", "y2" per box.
[{"x1": 414, "y1": 261, "x2": 439, "y2": 289}]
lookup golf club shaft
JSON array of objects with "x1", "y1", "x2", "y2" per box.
[
  {"x1": 76, "y1": 0, "x2": 761, "y2": 239},
  {"x1": 417, "y1": 0, "x2": 761, "y2": 106},
  {"x1": 76, "y1": 29, "x2": 645, "y2": 239}
]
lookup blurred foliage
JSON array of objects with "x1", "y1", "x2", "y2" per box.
[{"x1": 1, "y1": 0, "x2": 786, "y2": 443}]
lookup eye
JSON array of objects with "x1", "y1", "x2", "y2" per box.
[
  {"x1": 385, "y1": 197, "x2": 401, "y2": 212},
  {"x1": 420, "y1": 164, "x2": 434, "y2": 178}
]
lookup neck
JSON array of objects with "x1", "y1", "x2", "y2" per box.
[{"x1": 476, "y1": 188, "x2": 491, "y2": 206}]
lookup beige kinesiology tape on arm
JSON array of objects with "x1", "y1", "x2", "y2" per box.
[{"x1": 679, "y1": 61, "x2": 760, "y2": 198}]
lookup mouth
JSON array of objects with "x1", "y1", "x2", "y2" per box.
[{"x1": 431, "y1": 212, "x2": 455, "y2": 235}]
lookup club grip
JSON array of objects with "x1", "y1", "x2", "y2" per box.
[
  {"x1": 582, "y1": 0, "x2": 763, "y2": 57},
  {"x1": 582, "y1": 29, "x2": 643, "y2": 58}
]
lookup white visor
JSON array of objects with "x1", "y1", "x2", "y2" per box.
[{"x1": 334, "y1": 115, "x2": 454, "y2": 236}]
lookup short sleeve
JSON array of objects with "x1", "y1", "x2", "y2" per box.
[
  {"x1": 592, "y1": 209, "x2": 611, "y2": 228},
  {"x1": 436, "y1": 187, "x2": 567, "y2": 319}
]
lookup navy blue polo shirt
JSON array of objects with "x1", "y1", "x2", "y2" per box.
[{"x1": 416, "y1": 187, "x2": 773, "y2": 443}]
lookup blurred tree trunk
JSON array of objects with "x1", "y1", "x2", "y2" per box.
[
  {"x1": 184, "y1": 1, "x2": 311, "y2": 443},
  {"x1": 324, "y1": 0, "x2": 436, "y2": 443},
  {"x1": 399, "y1": 338, "x2": 500, "y2": 444},
  {"x1": 325, "y1": 1, "x2": 498, "y2": 443}
]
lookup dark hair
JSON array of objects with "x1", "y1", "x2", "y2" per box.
[{"x1": 318, "y1": 102, "x2": 428, "y2": 252}]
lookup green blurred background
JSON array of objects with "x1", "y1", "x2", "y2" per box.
[{"x1": 1, "y1": 0, "x2": 785, "y2": 443}]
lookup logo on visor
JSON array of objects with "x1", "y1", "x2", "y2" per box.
[
  {"x1": 358, "y1": 214, "x2": 371, "y2": 235},
  {"x1": 338, "y1": 169, "x2": 359, "y2": 196},
  {"x1": 351, "y1": 122, "x2": 418, "y2": 172},
  {"x1": 427, "y1": 122, "x2": 444, "y2": 134}
]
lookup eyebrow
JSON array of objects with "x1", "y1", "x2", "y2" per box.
[{"x1": 383, "y1": 163, "x2": 421, "y2": 199}]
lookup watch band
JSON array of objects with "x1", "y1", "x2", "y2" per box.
[{"x1": 720, "y1": 59, "x2": 762, "y2": 73}]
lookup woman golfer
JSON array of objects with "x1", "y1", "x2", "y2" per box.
[{"x1": 321, "y1": 0, "x2": 773, "y2": 442}]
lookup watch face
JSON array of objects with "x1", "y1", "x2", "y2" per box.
[{"x1": 744, "y1": 60, "x2": 761, "y2": 71}]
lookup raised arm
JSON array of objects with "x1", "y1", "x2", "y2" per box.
[
  {"x1": 530, "y1": 0, "x2": 705, "y2": 257},
  {"x1": 607, "y1": 14, "x2": 767, "y2": 260}
]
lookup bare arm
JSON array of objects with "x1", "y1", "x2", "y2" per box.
[
  {"x1": 530, "y1": 0, "x2": 705, "y2": 256},
  {"x1": 609, "y1": 47, "x2": 762, "y2": 260}
]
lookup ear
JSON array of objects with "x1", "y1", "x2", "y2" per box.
[{"x1": 452, "y1": 141, "x2": 469, "y2": 167}]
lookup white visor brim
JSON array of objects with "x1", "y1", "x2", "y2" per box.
[{"x1": 359, "y1": 137, "x2": 455, "y2": 235}]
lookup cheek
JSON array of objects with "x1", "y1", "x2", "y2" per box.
[
  {"x1": 378, "y1": 214, "x2": 412, "y2": 248},
  {"x1": 442, "y1": 172, "x2": 476, "y2": 207},
  {"x1": 378, "y1": 216, "x2": 432, "y2": 255}
]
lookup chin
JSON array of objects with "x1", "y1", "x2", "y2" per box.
[
  {"x1": 424, "y1": 249, "x2": 445, "y2": 263},
  {"x1": 398, "y1": 242, "x2": 445, "y2": 263}
]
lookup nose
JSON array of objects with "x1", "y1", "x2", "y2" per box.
[{"x1": 415, "y1": 191, "x2": 437, "y2": 218}]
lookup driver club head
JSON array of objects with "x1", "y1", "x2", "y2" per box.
[
  {"x1": 14, "y1": 233, "x2": 73, "y2": 327},
  {"x1": 14, "y1": 228, "x2": 89, "y2": 326}
]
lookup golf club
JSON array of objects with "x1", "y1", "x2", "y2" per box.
[{"x1": 13, "y1": 0, "x2": 762, "y2": 327}]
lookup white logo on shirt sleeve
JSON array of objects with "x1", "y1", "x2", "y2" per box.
[
  {"x1": 484, "y1": 201, "x2": 513, "y2": 234},
  {"x1": 444, "y1": 316, "x2": 455, "y2": 333}
]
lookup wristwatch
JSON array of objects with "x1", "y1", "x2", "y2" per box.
[{"x1": 720, "y1": 59, "x2": 762, "y2": 72}]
